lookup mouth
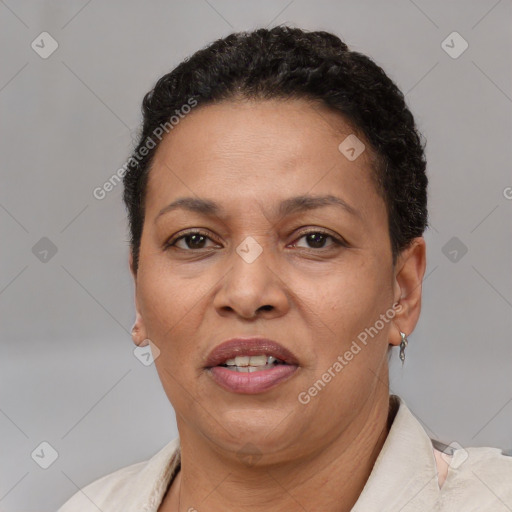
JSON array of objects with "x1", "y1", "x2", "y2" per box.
[{"x1": 204, "y1": 338, "x2": 299, "y2": 394}]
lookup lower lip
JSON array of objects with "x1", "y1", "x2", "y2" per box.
[{"x1": 207, "y1": 365, "x2": 298, "y2": 394}]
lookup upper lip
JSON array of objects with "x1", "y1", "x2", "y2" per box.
[{"x1": 204, "y1": 337, "x2": 299, "y2": 368}]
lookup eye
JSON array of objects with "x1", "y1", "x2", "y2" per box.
[
  {"x1": 290, "y1": 229, "x2": 345, "y2": 250},
  {"x1": 164, "y1": 230, "x2": 220, "y2": 251}
]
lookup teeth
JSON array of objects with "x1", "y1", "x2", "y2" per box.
[
  {"x1": 234, "y1": 356, "x2": 250, "y2": 367},
  {"x1": 224, "y1": 355, "x2": 281, "y2": 367},
  {"x1": 221, "y1": 354, "x2": 284, "y2": 370},
  {"x1": 248, "y1": 355, "x2": 267, "y2": 366}
]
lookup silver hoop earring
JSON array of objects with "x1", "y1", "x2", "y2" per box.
[{"x1": 399, "y1": 331, "x2": 408, "y2": 366}]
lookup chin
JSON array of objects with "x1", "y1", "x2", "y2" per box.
[{"x1": 210, "y1": 411, "x2": 301, "y2": 451}]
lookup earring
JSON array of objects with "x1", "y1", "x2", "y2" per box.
[{"x1": 399, "y1": 331, "x2": 408, "y2": 366}]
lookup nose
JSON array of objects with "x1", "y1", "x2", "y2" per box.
[{"x1": 212, "y1": 241, "x2": 290, "y2": 320}]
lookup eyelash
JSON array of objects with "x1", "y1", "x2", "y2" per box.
[{"x1": 164, "y1": 228, "x2": 347, "y2": 252}]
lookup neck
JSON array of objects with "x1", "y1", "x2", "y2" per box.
[{"x1": 161, "y1": 390, "x2": 394, "y2": 512}]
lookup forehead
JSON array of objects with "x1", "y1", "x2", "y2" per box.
[{"x1": 145, "y1": 98, "x2": 382, "y2": 221}]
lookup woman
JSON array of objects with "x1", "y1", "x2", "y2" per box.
[{"x1": 58, "y1": 26, "x2": 512, "y2": 511}]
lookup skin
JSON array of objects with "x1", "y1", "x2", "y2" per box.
[{"x1": 129, "y1": 98, "x2": 427, "y2": 511}]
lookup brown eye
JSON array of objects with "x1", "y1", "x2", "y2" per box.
[
  {"x1": 292, "y1": 230, "x2": 344, "y2": 250},
  {"x1": 165, "y1": 230, "x2": 219, "y2": 251},
  {"x1": 299, "y1": 232, "x2": 331, "y2": 249}
]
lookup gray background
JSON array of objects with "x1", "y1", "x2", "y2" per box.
[{"x1": 1, "y1": 1, "x2": 511, "y2": 510}]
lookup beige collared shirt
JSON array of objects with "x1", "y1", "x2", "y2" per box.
[{"x1": 57, "y1": 395, "x2": 512, "y2": 511}]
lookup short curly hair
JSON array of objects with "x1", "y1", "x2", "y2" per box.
[{"x1": 123, "y1": 25, "x2": 428, "y2": 274}]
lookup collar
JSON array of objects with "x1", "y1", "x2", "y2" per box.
[
  {"x1": 351, "y1": 394, "x2": 441, "y2": 511},
  {"x1": 123, "y1": 437, "x2": 181, "y2": 512}
]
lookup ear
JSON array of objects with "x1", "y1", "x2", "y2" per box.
[
  {"x1": 389, "y1": 237, "x2": 427, "y2": 347},
  {"x1": 129, "y1": 250, "x2": 149, "y2": 347}
]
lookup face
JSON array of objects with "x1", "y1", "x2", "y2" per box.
[{"x1": 131, "y1": 98, "x2": 420, "y2": 462}]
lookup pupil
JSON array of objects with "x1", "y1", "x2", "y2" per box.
[
  {"x1": 307, "y1": 233, "x2": 326, "y2": 248},
  {"x1": 188, "y1": 234, "x2": 205, "y2": 249}
]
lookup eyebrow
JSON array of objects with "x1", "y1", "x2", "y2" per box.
[{"x1": 155, "y1": 194, "x2": 360, "y2": 223}]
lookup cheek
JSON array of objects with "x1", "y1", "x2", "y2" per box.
[
  {"x1": 138, "y1": 246, "x2": 207, "y2": 323},
  {"x1": 141, "y1": 266, "x2": 205, "y2": 409},
  {"x1": 136, "y1": 262, "x2": 202, "y2": 373},
  {"x1": 298, "y1": 263, "x2": 393, "y2": 419},
  {"x1": 291, "y1": 257, "x2": 392, "y2": 343}
]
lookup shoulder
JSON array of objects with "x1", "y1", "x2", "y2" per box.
[
  {"x1": 57, "y1": 438, "x2": 180, "y2": 512},
  {"x1": 57, "y1": 460, "x2": 146, "y2": 511},
  {"x1": 392, "y1": 396, "x2": 512, "y2": 509},
  {"x1": 459, "y1": 444, "x2": 512, "y2": 484},
  {"x1": 438, "y1": 442, "x2": 512, "y2": 509}
]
